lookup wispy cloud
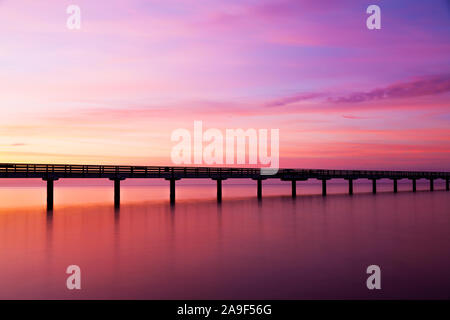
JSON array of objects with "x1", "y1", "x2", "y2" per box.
[
  {"x1": 330, "y1": 74, "x2": 450, "y2": 103},
  {"x1": 265, "y1": 93, "x2": 323, "y2": 107},
  {"x1": 342, "y1": 115, "x2": 373, "y2": 120},
  {"x1": 0, "y1": 143, "x2": 27, "y2": 147}
]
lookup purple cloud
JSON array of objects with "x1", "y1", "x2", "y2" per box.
[
  {"x1": 331, "y1": 74, "x2": 450, "y2": 103},
  {"x1": 265, "y1": 93, "x2": 323, "y2": 107}
]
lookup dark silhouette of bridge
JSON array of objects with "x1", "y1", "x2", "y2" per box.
[{"x1": 1, "y1": 163, "x2": 449, "y2": 210}]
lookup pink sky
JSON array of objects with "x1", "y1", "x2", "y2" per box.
[{"x1": 1, "y1": 0, "x2": 449, "y2": 170}]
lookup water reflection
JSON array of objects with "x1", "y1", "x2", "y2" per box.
[{"x1": 0, "y1": 185, "x2": 449, "y2": 299}]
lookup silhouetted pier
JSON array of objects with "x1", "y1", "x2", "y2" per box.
[{"x1": 1, "y1": 163, "x2": 449, "y2": 210}]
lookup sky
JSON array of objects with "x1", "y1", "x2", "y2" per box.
[{"x1": 0, "y1": 0, "x2": 449, "y2": 170}]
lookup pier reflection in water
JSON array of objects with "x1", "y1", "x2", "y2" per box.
[{"x1": 0, "y1": 183, "x2": 449, "y2": 299}]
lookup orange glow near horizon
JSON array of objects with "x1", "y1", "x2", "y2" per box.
[{"x1": 0, "y1": 1, "x2": 449, "y2": 171}]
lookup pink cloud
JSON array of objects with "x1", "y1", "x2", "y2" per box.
[{"x1": 265, "y1": 93, "x2": 324, "y2": 107}]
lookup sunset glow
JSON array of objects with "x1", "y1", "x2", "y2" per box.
[{"x1": 1, "y1": 0, "x2": 449, "y2": 170}]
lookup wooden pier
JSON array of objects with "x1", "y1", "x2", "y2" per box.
[{"x1": 1, "y1": 163, "x2": 449, "y2": 209}]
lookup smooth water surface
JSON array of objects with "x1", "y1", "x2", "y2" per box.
[{"x1": 0, "y1": 180, "x2": 449, "y2": 299}]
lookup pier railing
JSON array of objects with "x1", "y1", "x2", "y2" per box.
[{"x1": 1, "y1": 163, "x2": 449, "y2": 179}]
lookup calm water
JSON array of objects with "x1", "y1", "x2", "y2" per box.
[{"x1": 0, "y1": 179, "x2": 449, "y2": 299}]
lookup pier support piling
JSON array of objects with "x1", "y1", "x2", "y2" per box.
[
  {"x1": 446, "y1": 179, "x2": 449, "y2": 191},
  {"x1": 43, "y1": 178, "x2": 58, "y2": 211},
  {"x1": 291, "y1": 180, "x2": 297, "y2": 198},
  {"x1": 216, "y1": 179, "x2": 223, "y2": 202},
  {"x1": 393, "y1": 179, "x2": 398, "y2": 193},
  {"x1": 257, "y1": 179, "x2": 262, "y2": 199},
  {"x1": 372, "y1": 179, "x2": 377, "y2": 194},
  {"x1": 412, "y1": 179, "x2": 417, "y2": 192},
  {"x1": 47, "y1": 179, "x2": 54, "y2": 210},
  {"x1": 47, "y1": 179, "x2": 54, "y2": 211},
  {"x1": 347, "y1": 179, "x2": 353, "y2": 195},
  {"x1": 110, "y1": 178, "x2": 125, "y2": 208},
  {"x1": 321, "y1": 179, "x2": 327, "y2": 196},
  {"x1": 429, "y1": 179, "x2": 434, "y2": 191},
  {"x1": 169, "y1": 178, "x2": 176, "y2": 204},
  {"x1": 164, "y1": 177, "x2": 181, "y2": 204},
  {"x1": 114, "y1": 179, "x2": 120, "y2": 207}
]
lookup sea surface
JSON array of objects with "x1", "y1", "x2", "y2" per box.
[{"x1": 0, "y1": 179, "x2": 449, "y2": 299}]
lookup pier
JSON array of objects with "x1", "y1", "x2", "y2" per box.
[{"x1": 1, "y1": 163, "x2": 449, "y2": 209}]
